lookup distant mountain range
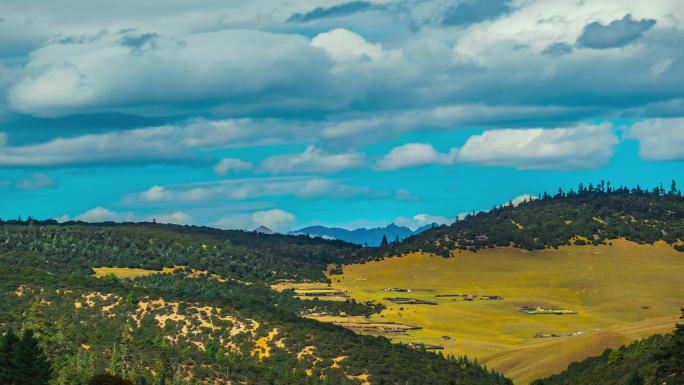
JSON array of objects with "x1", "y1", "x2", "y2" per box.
[
  {"x1": 253, "y1": 225, "x2": 275, "y2": 235},
  {"x1": 291, "y1": 223, "x2": 438, "y2": 246}
]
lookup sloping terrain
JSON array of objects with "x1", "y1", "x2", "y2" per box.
[
  {"x1": 0, "y1": 231, "x2": 510, "y2": 385},
  {"x1": 325, "y1": 240, "x2": 684, "y2": 383},
  {"x1": 383, "y1": 186, "x2": 684, "y2": 257},
  {"x1": 0, "y1": 221, "x2": 365, "y2": 281},
  {"x1": 530, "y1": 311, "x2": 684, "y2": 385}
]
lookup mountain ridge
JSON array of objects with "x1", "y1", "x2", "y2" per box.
[{"x1": 292, "y1": 222, "x2": 439, "y2": 246}]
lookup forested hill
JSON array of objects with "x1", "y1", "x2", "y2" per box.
[
  {"x1": 531, "y1": 310, "x2": 684, "y2": 385},
  {"x1": 381, "y1": 182, "x2": 684, "y2": 257},
  {"x1": 0, "y1": 221, "x2": 365, "y2": 282},
  {"x1": 0, "y1": 265, "x2": 512, "y2": 385}
]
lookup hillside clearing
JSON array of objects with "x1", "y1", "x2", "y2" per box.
[{"x1": 326, "y1": 239, "x2": 684, "y2": 384}]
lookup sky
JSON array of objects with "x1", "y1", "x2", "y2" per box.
[{"x1": 0, "y1": 0, "x2": 683, "y2": 232}]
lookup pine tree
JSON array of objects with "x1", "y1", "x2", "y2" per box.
[
  {"x1": 12, "y1": 329, "x2": 52, "y2": 385},
  {"x1": 656, "y1": 308, "x2": 684, "y2": 384},
  {"x1": 108, "y1": 343, "x2": 127, "y2": 378},
  {"x1": 380, "y1": 235, "x2": 388, "y2": 247},
  {"x1": 625, "y1": 370, "x2": 644, "y2": 385},
  {"x1": 0, "y1": 329, "x2": 20, "y2": 383},
  {"x1": 88, "y1": 373, "x2": 134, "y2": 385}
]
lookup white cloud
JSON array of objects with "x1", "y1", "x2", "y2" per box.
[
  {"x1": 312, "y1": 28, "x2": 398, "y2": 63},
  {"x1": 395, "y1": 188, "x2": 419, "y2": 201},
  {"x1": 55, "y1": 214, "x2": 71, "y2": 223},
  {"x1": 130, "y1": 177, "x2": 306, "y2": 204},
  {"x1": 8, "y1": 29, "x2": 335, "y2": 117},
  {"x1": 252, "y1": 209, "x2": 296, "y2": 233},
  {"x1": 376, "y1": 143, "x2": 458, "y2": 170},
  {"x1": 153, "y1": 211, "x2": 192, "y2": 224},
  {"x1": 13, "y1": 173, "x2": 57, "y2": 191},
  {"x1": 127, "y1": 176, "x2": 380, "y2": 205},
  {"x1": 626, "y1": 118, "x2": 684, "y2": 160},
  {"x1": 0, "y1": 118, "x2": 304, "y2": 166},
  {"x1": 213, "y1": 158, "x2": 253, "y2": 176},
  {"x1": 73, "y1": 206, "x2": 191, "y2": 224},
  {"x1": 509, "y1": 194, "x2": 537, "y2": 206},
  {"x1": 294, "y1": 178, "x2": 379, "y2": 200},
  {"x1": 76, "y1": 207, "x2": 136, "y2": 222},
  {"x1": 0, "y1": 103, "x2": 587, "y2": 167},
  {"x1": 258, "y1": 145, "x2": 365, "y2": 174},
  {"x1": 394, "y1": 213, "x2": 453, "y2": 230},
  {"x1": 213, "y1": 208, "x2": 296, "y2": 233},
  {"x1": 139, "y1": 185, "x2": 171, "y2": 202},
  {"x1": 457, "y1": 123, "x2": 618, "y2": 170}
]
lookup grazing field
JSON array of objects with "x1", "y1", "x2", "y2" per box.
[
  {"x1": 271, "y1": 282, "x2": 350, "y2": 301},
  {"x1": 326, "y1": 239, "x2": 684, "y2": 384},
  {"x1": 92, "y1": 266, "x2": 183, "y2": 278}
]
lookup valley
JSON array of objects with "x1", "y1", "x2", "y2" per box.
[{"x1": 319, "y1": 239, "x2": 684, "y2": 384}]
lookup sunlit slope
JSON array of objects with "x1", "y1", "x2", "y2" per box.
[{"x1": 328, "y1": 240, "x2": 684, "y2": 384}]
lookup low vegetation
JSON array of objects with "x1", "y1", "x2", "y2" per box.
[
  {"x1": 0, "y1": 265, "x2": 511, "y2": 385},
  {"x1": 532, "y1": 309, "x2": 684, "y2": 385}
]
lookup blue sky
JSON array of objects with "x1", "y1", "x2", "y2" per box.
[{"x1": 0, "y1": 0, "x2": 683, "y2": 232}]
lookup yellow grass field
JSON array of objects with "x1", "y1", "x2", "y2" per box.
[
  {"x1": 93, "y1": 266, "x2": 183, "y2": 279},
  {"x1": 271, "y1": 282, "x2": 350, "y2": 301},
  {"x1": 326, "y1": 240, "x2": 684, "y2": 384}
]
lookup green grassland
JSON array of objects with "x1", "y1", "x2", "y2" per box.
[{"x1": 327, "y1": 239, "x2": 684, "y2": 384}]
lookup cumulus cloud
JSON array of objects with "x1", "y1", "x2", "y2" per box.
[
  {"x1": 213, "y1": 209, "x2": 296, "y2": 233},
  {"x1": 258, "y1": 146, "x2": 365, "y2": 174},
  {"x1": 8, "y1": 29, "x2": 334, "y2": 117},
  {"x1": 509, "y1": 193, "x2": 537, "y2": 206},
  {"x1": 76, "y1": 207, "x2": 136, "y2": 222},
  {"x1": 213, "y1": 158, "x2": 253, "y2": 176},
  {"x1": 576, "y1": 14, "x2": 656, "y2": 49},
  {"x1": 394, "y1": 213, "x2": 453, "y2": 230},
  {"x1": 442, "y1": 0, "x2": 512, "y2": 26},
  {"x1": 13, "y1": 173, "x2": 56, "y2": 191},
  {"x1": 311, "y1": 28, "x2": 399, "y2": 63},
  {"x1": 138, "y1": 185, "x2": 171, "y2": 202},
  {"x1": 376, "y1": 143, "x2": 457, "y2": 170},
  {"x1": 153, "y1": 211, "x2": 192, "y2": 224},
  {"x1": 0, "y1": 103, "x2": 612, "y2": 168},
  {"x1": 457, "y1": 123, "x2": 618, "y2": 170},
  {"x1": 626, "y1": 118, "x2": 684, "y2": 160},
  {"x1": 72, "y1": 206, "x2": 191, "y2": 224}
]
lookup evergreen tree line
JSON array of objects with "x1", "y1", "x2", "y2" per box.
[
  {"x1": 380, "y1": 181, "x2": 684, "y2": 257},
  {"x1": 0, "y1": 329, "x2": 51, "y2": 385}
]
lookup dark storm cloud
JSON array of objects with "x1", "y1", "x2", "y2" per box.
[
  {"x1": 52, "y1": 31, "x2": 106, "y2": 45},
  {"x1": 442, "y1": 0, "x2": 511, "y2": 26},
  {"x1": 576, "y1": 14, "x2": 656, "y2": 49},
  {"x1": 119, "y1": 32, "x2": 158, "y2": 51},
  {"x1": 288, "y1": 1, "x2": 385, "y2": 23},
  {"x1": 542, "y1": 42, "x2": 573, "y2": 56}
]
